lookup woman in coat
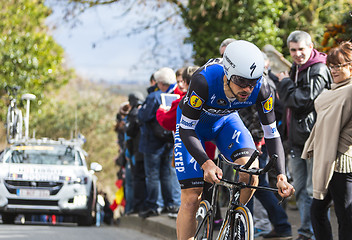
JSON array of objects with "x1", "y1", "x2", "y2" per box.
[{"x1": 302, "y1": 41, "x2": 352, "y2": 240}]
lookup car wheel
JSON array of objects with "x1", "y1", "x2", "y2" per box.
[
  {"x1": 77, "y1": 190, "x2": 95, "y2": 226},
  {"x1": 2, "y1": 213, "x2": 16, "y2": 224}
]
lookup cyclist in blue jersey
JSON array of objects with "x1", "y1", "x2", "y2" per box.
[{"x1": 174, "y1": 40, "x2": 295, "y2": 240}]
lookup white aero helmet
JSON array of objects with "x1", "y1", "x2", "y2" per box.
[{"x1": 223, "y1": 40, "x2": 264, "y2": 81}]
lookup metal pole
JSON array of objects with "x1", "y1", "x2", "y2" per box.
[
  {"x1": 21, "y1": 93, "x2": 36, "y2": 140},
  {"x1": 25, "y1": 99, "x2": 30, "y2": 139}
]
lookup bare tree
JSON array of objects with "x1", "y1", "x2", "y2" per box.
[{"x1": 49, "y1": 0, "x2": 193, "y2": 75}]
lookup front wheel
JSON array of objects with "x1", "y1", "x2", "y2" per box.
[
  {"x1": 233, "y1": 206, "x2": 254, "y2": 240},
  {"x1": 219, "y1": 206, "x2": 254, "y2": 240},
  {"x1": 195, "y1": 200, "x2": 211, "y2": 240},
  {"x1": 77, "y1": 191, "x2": 96, "y2": 226},
  {"x1": 1, "y1": 213, "x2": 16, "y2": 224}
]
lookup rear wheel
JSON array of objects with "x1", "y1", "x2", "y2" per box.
[{"x1": 195, "y1": 200, "x2": 211, "y2": 240}]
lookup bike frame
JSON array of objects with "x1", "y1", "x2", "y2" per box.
[
  {"x1": 5, "y1": 86, "x2": 36, "y2": 143},
  {"x1": 195, "y1": 150, "x2": 280, "y2": 240},
  {"x1": 5, "y1": 86, "x2": 23, "y2": 143}
]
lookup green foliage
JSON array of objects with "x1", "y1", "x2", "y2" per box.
[
  {"x1": 278, "y1": 0, "x2": 350, "y2": 55},
  {"x1": 180, "y1": 0, "x2": 351, "y2": 64},
  {"x1": 52, "y1": 0, "x2": 351, "y2": 66},
  {"x1": 180, "y1": 0, "x2": 285, "y2": 65},
  {"x1": 32, "y1": 79, "x2": 117, "y2": 140},
  {"x1": 30, "y1": 78, "x2": 125, "y2": 196},
  {"x1": 0, "y1": 0, "x2": 72, "y2": 121},
  {"x1": 0, "y1": 77, "x2": 125, "y2": 198}
]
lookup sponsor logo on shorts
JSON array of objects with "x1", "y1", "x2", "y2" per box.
[
  {"x1": 188, "y1": 91, "x2": 204, "y2": 110},
  {"x1": 190, "y1": 157, "x2": 198, "y2": 171},
  {"x1": 232, "y1": 130, "x2": 241, "y2": 144},
  {"x1": 192, "y1": 181, "x2": 204, "y2": 186},
  {"x1": 261, "y1": 94, "x2": 273, "y2": 113},
  {"x1": 231, "y1": 148, "x2": 253, "y2": 160},
  {"x1": 174, "y1": 124, "x2": 185, "y2": 173}
]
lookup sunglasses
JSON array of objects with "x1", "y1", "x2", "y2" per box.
[
  {"x1": 230, "y1": 75, "x2": 261, "y2": 88},
  {"x1": 328, "y1": 62, "x2": 352, "y2": 71}
]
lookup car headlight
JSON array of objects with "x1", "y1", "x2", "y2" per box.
[
  {"x1": 73, "y1": 176, "x2": 88, "y2": 184},
  {"x1": 73, "y1": 195, "x2": 87, "y2": 206}
]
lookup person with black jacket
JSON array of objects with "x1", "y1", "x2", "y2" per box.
[
  {"x1": 276, "y1": 30, "x2": 332, "y2": 240},
  {"x1": 138, "y1": 67, "x2": 179, "y2": 218},
  {"x1": 125, "y1": 91, "x2": 146, "y2": 215}
]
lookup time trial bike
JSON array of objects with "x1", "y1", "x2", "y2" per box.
[{"x1": 195, "y1": 150, "x2": 282, "y2": 240}]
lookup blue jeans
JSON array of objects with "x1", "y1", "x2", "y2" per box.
[
  {"x1": 167, "y1": 147, "x2": 181, "y2": 206},
  {"x1": 288, "y1": 146, "x2": 313, "y2": 238},
  {"x1": 143, "y1": 145, "x2": 174, "y2": 211},
  {"x1": 124, "y1": 161, "x2": 134, "y2": 213},
  {"x1": 248, "y1": 146, "x2": 292, "y2": 234},
  {"x1": 170, "y1": 166, "x2": 181, "y2": 206}
]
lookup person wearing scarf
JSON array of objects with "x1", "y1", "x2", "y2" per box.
[
  {"x1": 302, "y1": 41, "x2": 352, "y2": 240},
  {"x1": 276, "y1": 30, "x2": 333, "y2": 240}
]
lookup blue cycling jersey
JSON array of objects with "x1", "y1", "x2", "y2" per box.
[
  {"x1": 200, "y1": 63, "x2": 262, "y2": 114},
  {"x1": 175, "y1": 59, "x2": 285, "y2": 189}
]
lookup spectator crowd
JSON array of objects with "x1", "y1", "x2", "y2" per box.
[{"x1": 112, "y1": 31, "x2": 352, "y2": 240}]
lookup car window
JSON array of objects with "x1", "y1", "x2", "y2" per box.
[{"x1": 3, "y1": 145, "x2": 83, "y2": 166}]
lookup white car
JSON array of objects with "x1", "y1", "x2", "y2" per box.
[{"x1": 0, "y1": 138, "x2": 102, "y2": 226}]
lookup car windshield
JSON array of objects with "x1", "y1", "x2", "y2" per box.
[{"x1": 2, "y1": 145, "x2": 83, "y2": 166}]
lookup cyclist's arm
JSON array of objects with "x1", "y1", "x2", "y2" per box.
[
  {"x1": 256, "y1": 80, "x2": 285, "y2": 176},
  {"x1": 179, "y1": 74, "x2": 210, "y2": 167}
]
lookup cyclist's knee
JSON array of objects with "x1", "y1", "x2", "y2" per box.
[
  {"x1": 180, "y1": 187, "x2": 202, "y2": 210},
  {"x1": 251, "y1": 174, "x2": 259, "y2": 186},
  {"x1": 239, "y1": 173, "x2": 258, "y2": 186}
]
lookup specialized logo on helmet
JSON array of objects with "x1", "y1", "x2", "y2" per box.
[
  {"x1": 250, "y1": 62, "x2": 256, "y2": 77},
  {"x1": 188, "y1": 91, "x2": 204, "y2": 110},
  {"x1": 224, "y1": 54, "x2": 236, "y2": 69},
  {"x1": 261, "y1": 94, "x2": 273, "y2": 113}
]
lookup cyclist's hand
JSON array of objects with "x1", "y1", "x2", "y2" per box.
[
  {"x1": 276, "y1": 174, "x2": 295, "y2": 198},
  {"x1": 201, "y1": 159, "x2": 223, "y2": 184}
]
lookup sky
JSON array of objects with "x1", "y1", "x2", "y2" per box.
[{"x1": 46, "y1": 1, "x2": 193, "y2": 85}]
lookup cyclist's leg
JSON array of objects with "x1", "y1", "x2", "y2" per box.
[
  {"x1": 174, "y1": 121, "x2": 205, "y2": 239},
  {"x1": 177, "y1": 187, "x2": 203, "y2": 239},
  {"x1": 215, "y1": 112, "x2": 259, "y2": 205}
]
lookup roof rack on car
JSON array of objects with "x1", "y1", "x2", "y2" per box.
[{"x1": 10, "y1": 136, "x2": 86, "y2": 148}]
